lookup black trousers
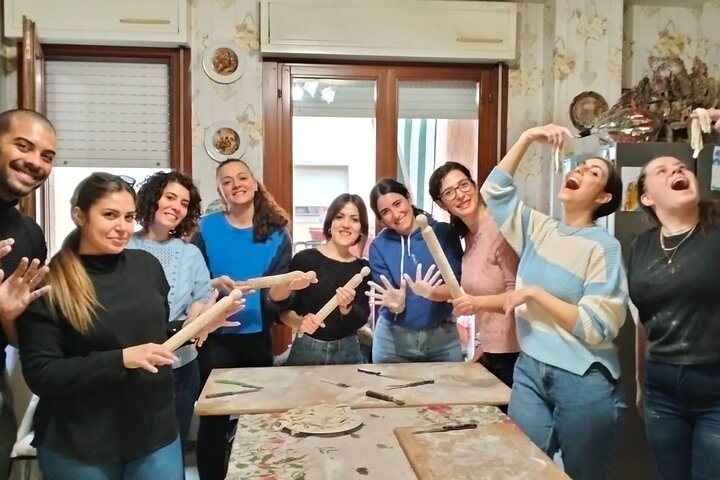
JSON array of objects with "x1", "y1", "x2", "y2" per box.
[
  {"x1": 195, "y1": 330, "x2": 273, "y2": 480},
  {"x1": 480, "y1": 351, "x2": 520, "y2": 388}
]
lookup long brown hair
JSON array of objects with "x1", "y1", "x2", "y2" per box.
[
  {"x1": 216, "y1": 159, "x2": 289, "y2": 242},
  {"x1": 637, "y1": 156, "x2": 720, "y2": 229},
  {"x1": 47, "y1": 173, "x2": 136, "y2": 334}
]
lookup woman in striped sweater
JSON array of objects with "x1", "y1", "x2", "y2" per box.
[{"x1": 480, "y1": 124, "x2": 628, "y2": 480}]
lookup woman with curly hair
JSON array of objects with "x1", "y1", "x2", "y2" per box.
[
  {"x1": 193, "y1": 159, "x2": 296, "y2": 480},
  {"x1": 127, "y1": 170, "x2": 211, "y2": 456}
]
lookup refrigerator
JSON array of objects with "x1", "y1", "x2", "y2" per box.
[{"x1": 551, "y1": 141, "x2": 719, "y2": 479}]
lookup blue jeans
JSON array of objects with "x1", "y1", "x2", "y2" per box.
[
  {"x1": 173, "y1": 359, "x2": 200, "y2": 454},
  {"x1": 508, "y1": 353, "x2": 626, "y2": 480},
  {"x1": 372, "y1": 316, "x2": 463, "y2": 363},
  {"x1": 37, "y1": 436, "x2": 183, "y2": 480},
  {"x1": 644, "y1": 361, "x2": 720, "y2": 480},
  {"x1": 285, "y1": 334, "x2": 363, "y2": 365}
]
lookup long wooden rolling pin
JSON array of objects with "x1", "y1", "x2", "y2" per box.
[
  {"x1": 415, "y1": 214, "x2": 463, "y2": 298},
  {"x1": 163, "y1": 289, "x2": 243, "y2": 352},
  {"x1": 297, "y1": 266, "x2": 371, "y2": 337},
  {"x1": 245, "y1": 270, "x2": 317, "y2": 289}
]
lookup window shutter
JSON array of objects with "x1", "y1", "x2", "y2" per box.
[{"x1": 45, "y1": 60, "x2": 170, "y2": 168}]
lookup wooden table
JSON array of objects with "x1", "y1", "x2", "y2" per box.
[
  {"x1": 226, "y1": 404, "x2": 567, "y2": 480},
  {"x1": 196, "y1": 362, "x2": 511, "y2": 415}
]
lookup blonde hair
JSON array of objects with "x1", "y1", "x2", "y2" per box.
[
  {"x1": 47, "y1": 173, "x2": 136, "y2": 334},
  {"x1": 47, "y1": 229, "x2": 101, "y2": 334}
]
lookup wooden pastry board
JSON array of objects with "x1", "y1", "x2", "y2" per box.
[{"x1": 394, "y1": 422, "x2": 570, "y2": 480}]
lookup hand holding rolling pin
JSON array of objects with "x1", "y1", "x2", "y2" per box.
[
  {"x1": 403, "y1": 263, "x2": 443, "y2": 300},
  {"x1": 185, "y1": 288, "x2": 245, "y2": 347}
]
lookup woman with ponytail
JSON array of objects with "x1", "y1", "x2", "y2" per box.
[{"x1": 18, "y1": 173, "x2": 185, "y2": 479}]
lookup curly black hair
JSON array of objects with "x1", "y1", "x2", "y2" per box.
[
  {"x1": 135, "y1": 170, "x2": 203, "y2": 238},
  {"x1": 216, "y1": 159, "x2": 290, "y2": 243}
]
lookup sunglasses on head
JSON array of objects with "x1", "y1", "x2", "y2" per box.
[{"x1": 91, "y1": 172, "x2": 136, "y2": 188}]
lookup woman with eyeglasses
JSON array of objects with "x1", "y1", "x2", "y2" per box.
[
  {"x1": 269, "y1": 193, "x2": 371, "y2": 366},
  {"x1": 628, "y1": 155, "x2": 720, "y2": 480},
  {"x1": 428, "y1": 162, "x2": 520, "y2": 386},
  {"x1": 127, "y1": 170, "x2": 213, "y2": 455},
  {"x1": 480, "y1": 125, "x2": 628, "y2": 480},
  {"x1": 17, "y1": 173, "x2": 187, "y2": 479},
  {"x1": 366, "y1": 179, "x2": 464, "y2": 363},
  {"x1": 193, "y1": 159, "x2": 307, "y2": 480}
]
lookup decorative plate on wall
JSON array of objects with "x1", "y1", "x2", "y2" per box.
[
  {"x1": 202, "y1": 41, "x2": 245, "y2": 84},
  {"x1": 204, "y1": 121, "x2": 248, "y2": 162},
  {"x1": 569, "y1": 91, "x2": 609, "y2": 130}
]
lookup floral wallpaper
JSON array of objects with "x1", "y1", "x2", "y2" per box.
[
  {"x1": 3, "y1": 0, "x2": 719, "y2": 213},
  {"x1": 509, "y1": 0, "x2": 623, "y2": 212},
  {"x1": 623, "y1": 2, "x2": 720, "y2": 89},
  {"x1": 190, "y1": 0, "x2": 264, "y2": 204}
]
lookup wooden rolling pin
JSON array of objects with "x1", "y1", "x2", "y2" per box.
[
  {"x1": 245, "y1": 270, "x2": 316, "y2": 289},
  {"x1": 415, "y1": 214, "x2": 463, "y2": 298},
  {"x1": 297, "y1": 266, "x2": 371, "y2": 337},
  {"x1": 162, "y1": 289, "x2": 243, "y2": 352},
  {"x1": 315, "y1": 266, "x2": 371, "y2": 322}
]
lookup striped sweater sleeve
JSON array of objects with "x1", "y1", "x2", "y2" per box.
[
  {"x1": 480, "y1": 166, "x2": 535, "y2": 257},
  {"x1": 571, "y1": 242, "x2": 628, "y2": 345}
]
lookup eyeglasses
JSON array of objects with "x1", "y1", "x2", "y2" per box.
[
  {"x1": 91, "y1": 172, "x2": 136, "y2": 188},
  {"x1": 439, "y1": 178, "x2": 474, "y2": 201}
]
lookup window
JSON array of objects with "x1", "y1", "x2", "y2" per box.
[
  {"x1": 18, "y1": 45, "x2": 191, "y2": 251},
  {"x1": 263, "y1": 62, "x2": 507, "y2": 237}
]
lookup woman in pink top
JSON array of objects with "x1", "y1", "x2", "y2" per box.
[{"x1": 429, "y1": 162, "x2": 520, "y2": 386}]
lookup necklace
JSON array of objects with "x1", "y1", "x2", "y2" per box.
[{"x1": 659, "y1": 223, "x2": 697, "y2": 264}]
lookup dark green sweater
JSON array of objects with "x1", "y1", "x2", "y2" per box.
[{"x1": 18, "y1": 250, "x2": 177, "y2": 462}]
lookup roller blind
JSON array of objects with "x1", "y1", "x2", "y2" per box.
[{"x1": 45, "y1": 60, "x2": 170, "y2": 168}]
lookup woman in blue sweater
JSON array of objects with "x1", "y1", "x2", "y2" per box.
[
  {"x1": 367, "y1": 179, "x2": 463, "y2": 363},
  {"x1": 127, "y1": 170, "x2": 212, "y2": 456},
  {"x1": 193, "y1": 158, "x2": 295, "y2": 480}
]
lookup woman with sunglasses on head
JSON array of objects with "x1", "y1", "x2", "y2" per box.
[
  {"x1": 428, "y1": 162, "x2": 520, "y2": 386},
  {"x1": 193, "y1": 158, "x2": 310, "y2": 480},
  {"x1": 628, "y1": 155, "x2": 720, "y2": 480},
  {"x1": 367, "y1": 179, "x2": 464, "y2": 363},
  {"x1": 127, "y1": 170, "x2": 213, "y2": 456},
  {"x1": 480, "y1": 125, "x2": 628, "y2": 480},
  {"x1": 270, "y1": 193, "x2": 371, "y2": 365},
  {"x1": 17, "y1": 173, "x2": 185, "y2": 479}
]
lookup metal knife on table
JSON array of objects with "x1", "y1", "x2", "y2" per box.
[
  {"x1": 357, "y1": 367, "x2": 414, "y2": 381},
  {"x1": 412, "y1": 423, "x2": 478, "y2": 434},
  {"x1": 205, "y1": 387, "x2": 263, "y2": 399}
]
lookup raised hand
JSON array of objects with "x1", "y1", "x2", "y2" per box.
[
  {"x1": 691, "y1": 108, "x2": 720, "y2": 134},
  {"x1": 0, "y1": 257, "x2": 52, "y2": 324},
  {"x1": 122, "y1": 343, "x2": 178, "y2": 373},
  {"x1": 403, "y1": 263, "x2": 443, "y2": 300},
  {"x1": 525, "y1": 124, "x2": 573, "y2": 149},
  {"x1": 366, "y1": 275, "x2": 406, "y2": 314}
]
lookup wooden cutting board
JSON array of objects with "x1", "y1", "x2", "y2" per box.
[{"x1": 394, "y1": 421, "x2": 570, "y2": 480}]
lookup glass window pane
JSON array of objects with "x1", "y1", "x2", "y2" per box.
[
  {"x1": 397, "y1": 80, "x2": 479, "y2": 222},
  {"x1": 292, "y1": 78, "x2": 377, "y2": 254}
]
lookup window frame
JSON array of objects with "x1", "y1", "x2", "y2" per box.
[{"x1": 262, "y1": 61, "x2": 508, "y2": 221}]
